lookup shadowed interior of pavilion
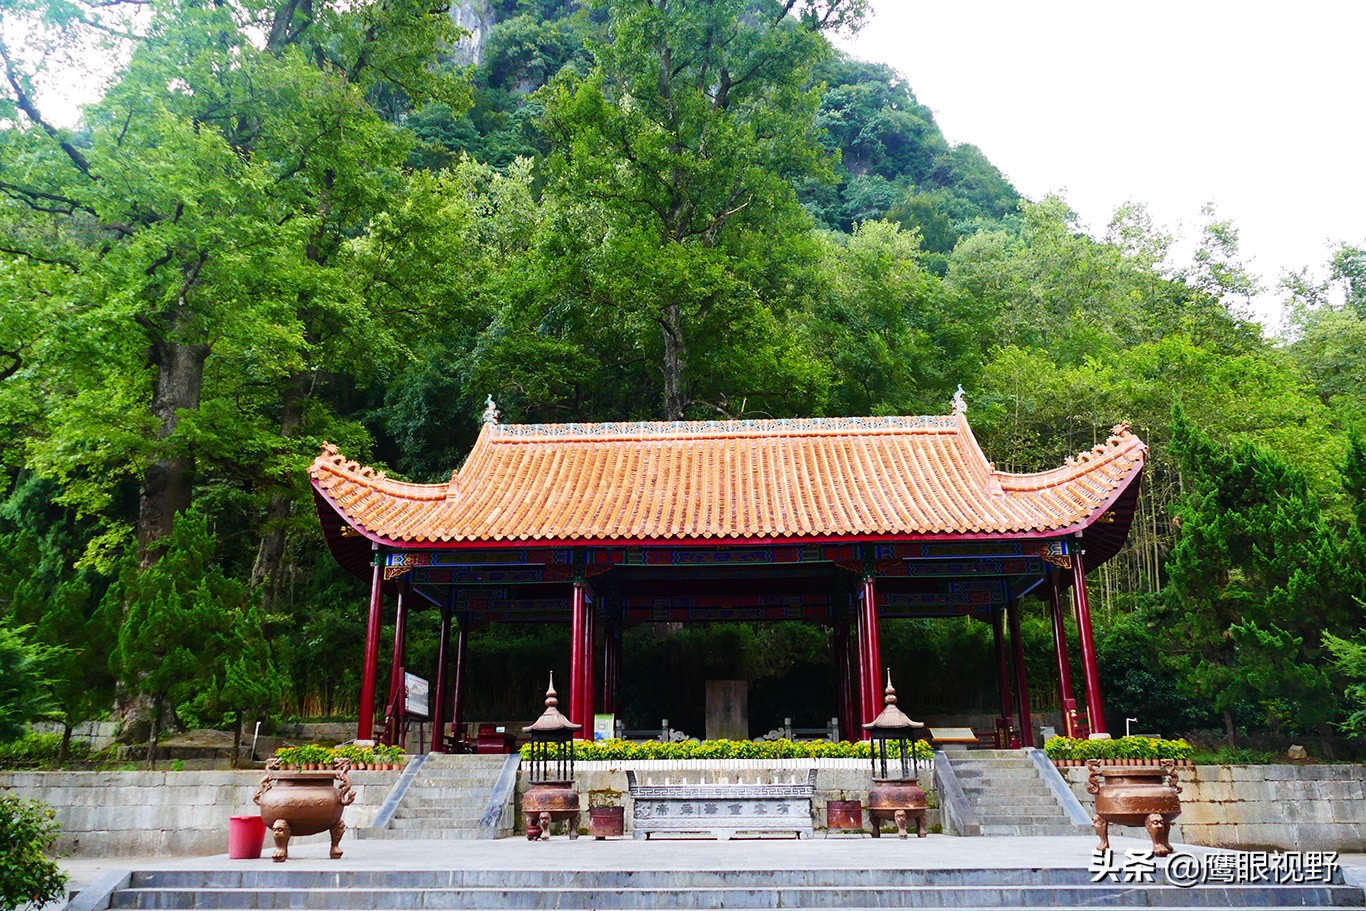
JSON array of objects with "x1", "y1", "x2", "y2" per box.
[{"x1": 309, "y1": 399, "x2": 1146, "y2": 749}]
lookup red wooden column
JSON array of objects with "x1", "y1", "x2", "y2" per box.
[
  {"x1": 385, "y1": 577, "x2": 411, "y2": 746},
  {"x1": 450, "y1": 613, "x2": 469, "y2": 744},
  {"x1": 357, "y1": 548, "x2": 385, "y2": 742},
  {"x1": 832, "y1": 608, "x2": 853, "y2": 743},
  {"x1": 583, "y1": 598, "x2": 597, "y2": 739},
  {"x1": 1071, "y1": 549, "x2": 1108, "y2": 735},
  {"x1": 1006, "y1": 597, "x2": 1034, "y2": 748},
  {"x1": 430, "y1": 606, "x2": 452, "y2": 754},
  {"x1": 992, "y1": 606, "x2": 1014, "y2": 742},
  {"x1": 569, "y1": 580, "x2": 585, "y2": 736},
  {"x1": 860, "y1": 573, "x2": 882, "y2": 734},
  {"x1": 602, "y1": 611, "x2": 621, "y2": 715},
  {"x1": 1047, "y1": 577, "x2": 1079, "y2": 738},
  {"x1": 854, "y1": 599, "x2": 870, "y2": 735}
]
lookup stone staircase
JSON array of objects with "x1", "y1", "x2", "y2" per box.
[
  {"x1": 98, "y1": 865, "x2": 1365, "y2": 909},
  {"x1": 948, "y1": 750, "x2": 1092, "y2": 836},
  {"x1": 364, "y1": 753, "x2": 510, "y2": 840}
]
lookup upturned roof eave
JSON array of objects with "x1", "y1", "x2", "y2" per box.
[{"x1": 312, "y1": 468, "x2": 1143, "y2": 555}]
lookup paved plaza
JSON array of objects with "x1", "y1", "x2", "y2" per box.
[{"x1": 60, "y1": 833, "x2": 1364, "y2": 880}]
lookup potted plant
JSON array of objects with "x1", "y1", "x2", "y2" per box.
[
  {"x1": 273, "y1": 746, "x2": 301, "y2": 770},
  {"x1": 587, "y1": 789, "x2": 625, "y2": 839}
]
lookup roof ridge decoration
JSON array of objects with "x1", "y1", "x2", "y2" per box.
[
  {"x1": 317, "y1": 442, "x2": 388, "y2": 482},
  {"x1": 489, "y1": 414, "x2": 959, "y2": 441},
  {"x1": 482, "y1": 395, "x2": 500, "y2": 425},
  {"x1": 1063, "y1": 422, "x2": 1141, "y2": 469},
  {"x1": 951, "y1": 384, "x2": 967, "y2": 416}
]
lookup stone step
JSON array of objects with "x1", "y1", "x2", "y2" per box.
[
  {"x1": 412, "y1": 775, "x2": 504, "y2": 785},
  {"x1": 961, "y1": 785, "x2": 1048, "y2": 800},
  {"x1": 980, "y1": 824, "x2": 1095, "y2": 837},
  {"x1": 401, "y1": 788, "x2": 503, "y2": 801},
  {"x1": 392, "y1": 804, "x2": 488, "y2": 817},
  {"x1": 356, "y1": 828, "x2": 486, "y2": 839},
  {"x1": 953, "y1": 768, "x2": 1038, "y2": 780},
  {"x1": 970, "y1": 796, "x2": 1065, "y2": 809},
  {"x1": 107, "y1": 883, "x2": 1364, "y2": 909},
  {"x1": 388, "y1": 815, "x2": 484, "y2": 830},
  {"x1": 976, "y1": 814, "x2": 1074, "y2": 826},
  {"x1": 127, "y1": 868, "x2": 1357, "y2": 889}
]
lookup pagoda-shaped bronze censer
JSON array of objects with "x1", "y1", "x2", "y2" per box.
[
  {"x1": 864, "y1": 670, "x2": 929, "y2": 839},
  {"x1": 521, "y1": 673, "x2": 581, "y2": 840}
]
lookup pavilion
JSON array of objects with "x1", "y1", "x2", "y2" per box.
[{"x1": 308, "y1": 395, "x2": 1146, "y2": 749}]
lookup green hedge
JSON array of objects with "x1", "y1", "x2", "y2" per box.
[
  {"x1": 1042, "y1": 736, "x2": 1192, "y2": 761},
  {"x1": 272, "y1": 744, "x2": 407, "y2": 767},
  {"x1": 521, "y1": 738, "x2": 935, "y2": 762}
]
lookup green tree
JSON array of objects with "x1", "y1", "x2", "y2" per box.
[
  {"x1": 0, "y1": 0, "x2": 467, "y2": 580},
  {"x1": 534, "y1": 0, "x2": 864, "y2": 420},
  {"x1": 811, "y1": 220, "x2": 975, "y2": 416},
  {"x1": 219, "y1": 605, "x2": 282, "y2": 767},
  {"x1": 0, "y1": 476, "x2": 115, "y2": 762},
  {"x1": 1159, "y1": 405, "x2": 1366, "y2": 739},
  {"x1": 0, "y1": 624, "x2": 54, "y2": 743},
  {"x1": 110, "y1": 509, "x2": 244, "y2": 767},
  {"x1": 0, "y1": 792, "x2": 65, "y2": 911}
]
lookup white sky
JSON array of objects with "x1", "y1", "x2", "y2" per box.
[
  {"x1": 20, "y1": 1, "x2": 1365, "y2": 324},
  {"x1": 838, "y1": 1, "x2": 1366, "y2": 325}
]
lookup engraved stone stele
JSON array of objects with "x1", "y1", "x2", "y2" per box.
[
  {"x1": 626, "y1": 770, "x2": 817, "y2": 840},
  {"x1": 705, "y1": 680, "x2": 748, "y2": 741}
]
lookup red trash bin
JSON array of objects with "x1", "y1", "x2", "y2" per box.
[{"x1": 228, "y1": 815, "x2": 267, "y2": 859}]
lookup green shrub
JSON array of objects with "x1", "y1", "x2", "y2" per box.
[
  {"x1": 0, "y1": 792, "x2": 66, "y2": 911},
  {"x1": 334, "y1": 744, "x2": 375, "y2": 766},
  {"x1": 1042, "y1": 736, "x2": 1192, "y2": 761},
  {"x1": 522, "y1": 738, "x2": 932, "y2": 762},
  {"x1": 272, "y1": 746, "x2": 302, "y2": 767}
]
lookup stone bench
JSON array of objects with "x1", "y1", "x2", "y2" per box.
[
  {"x1": 625, "y1": 769, "x2": 817, "y2": 840},
  {"x1": 928, "y1": 727, "x2": 976, "y2": 751}
]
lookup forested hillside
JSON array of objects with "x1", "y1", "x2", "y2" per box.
[{"x1": 1, "y1": 0, "x2": 1363, "y2": 754}]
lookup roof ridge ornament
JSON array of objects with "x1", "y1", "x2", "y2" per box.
[
  {"x1": 483, "y1": 395, "x2": 500, "y2": 425},
  {"x1": 951, "y1": 385, "x2": 967, "y2": 415}
]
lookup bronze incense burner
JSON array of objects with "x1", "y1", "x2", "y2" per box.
[
  {"x1": 864, "y1": 671, "x2": 929, "y2": 839},
  {"x1": 1087, "y1": 758, "x2": 1182, "y2": 856},
  {"x1": 253, "y1": 757, "x2": 355, "y2": 862},
  {"x1": 521, "y1": 673, "x2": 582, "y2": 840}
]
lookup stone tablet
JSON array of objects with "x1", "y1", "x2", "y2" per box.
[{"x1": 705, "y1": 680, "x2": 748, "y2": 741}]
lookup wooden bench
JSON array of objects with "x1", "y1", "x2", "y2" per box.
[{"x1": 625, "y1": 770, "x2": 817, "y2": 840}]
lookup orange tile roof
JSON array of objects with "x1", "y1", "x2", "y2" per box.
[{"x1": 309, "y1": 414, "x2": 1145, "y2": 546}]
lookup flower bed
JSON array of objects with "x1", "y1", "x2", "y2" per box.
[
  {"x1": 522, "y1": 738, "x2": 935, "y2": 762},
  {"x1": 1043, "y1": 735, "x2": 1192, "y2": 766},
  {"x1": 271, "y1": 743, "x2": 408, "y2": 770}
]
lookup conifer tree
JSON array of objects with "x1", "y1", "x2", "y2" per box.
[
  {"x1": 110, "y1": 510, "x2": 243, "y2": 767},
  {"x1": 1162, "y1": 405, "x2": 1366, "y2": 739}
]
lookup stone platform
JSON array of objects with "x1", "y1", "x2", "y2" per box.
[{"x1": 64, "y1": 836, "x2": 1366, "y2": 910}]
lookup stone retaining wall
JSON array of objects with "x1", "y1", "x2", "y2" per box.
[
  {"x1": 0, "y1": 768, "x2": 400, "y2": 856},
  {"x1": 1059, "y1": 764, "x2": 1366, "y2": 852},
  {"x1": 517, "y1": 758, "x2": 941, "y2": 835},
  {"x1": 30, "y1": 721, "x2": 121, "y2": 753}
]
